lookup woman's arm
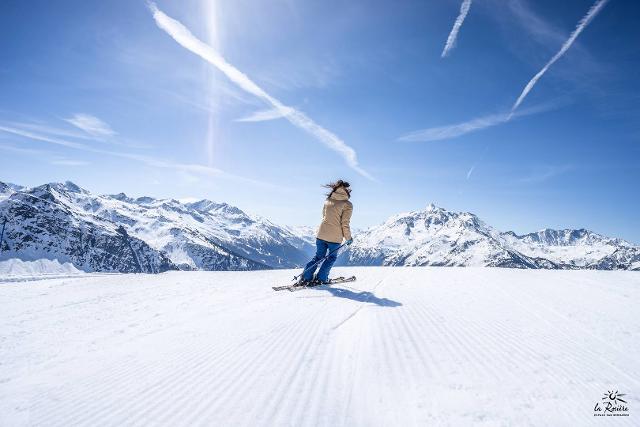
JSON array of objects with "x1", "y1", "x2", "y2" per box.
[{"x1": 341, "y1": 202, "x2": 353, "y2": 241}]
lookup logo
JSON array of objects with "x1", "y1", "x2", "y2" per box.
[{"x1": 594, "y1": 390, "x2": 630, "y2": 417}]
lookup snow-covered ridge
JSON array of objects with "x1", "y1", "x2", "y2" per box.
[
  {"x1": 0, "y1": 181, "x2": 637, "y2": 273},
  {"x1": 342, "y1": 204, "x2": 639, "y2": 270},
  {"x1": 0, "y1": 181, "x2": 314, "y2": 273}
]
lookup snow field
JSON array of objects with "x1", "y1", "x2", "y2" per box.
[{"x1": 1, "y1": 267, "x2": 638, "y2": 426}]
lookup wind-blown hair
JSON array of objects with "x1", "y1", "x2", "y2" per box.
[{"x1": 324, "y1": 179, "x2": 351, "y2": 199}]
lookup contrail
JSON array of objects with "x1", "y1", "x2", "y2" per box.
[
  {"x1": 236, "y1": 107, "x2": 292, "y2": 122},
  {"x1": 511, "y1": 0, "x2": 609, "y2": 113},
  {"x1": 398, "y1": 103, "x2": 553, "y2": 142},
  {"x1": 466, "y1": 165, "x2": 475, "y2": 180},
  {"x1": 148, "y1": 3, "x2": 373, "y2": 180},
  {"x1": 441, "y1": 0, "x2": 472, "y2": 58}
]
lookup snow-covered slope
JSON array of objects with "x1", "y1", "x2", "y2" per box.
[
  {"x1": 342, "y1": 204, "x2": 639, "y2": 270},
  {"x1": 501, "y1": 228, "x2": 636, "y2": 268},
  {"x1": 0, "y1": 182, "x2": 23, "y2": 202},
  {"x1": 0, "y1": 181, "x2": 313, "y2": 272},
  {"x1": 343, "y1": 204, "x2": 557, "y2": 268},
  {"x1": 0, "y1": 183, "x2": 176, "y2": 273},
  {"x1": 2, "y1": 181, "x2": 637, "y2": 272},
  {"x1": 1, "y1": 268, "x2": 638, "y2": 425},
  {"x1": 283, "y1": 224, "x2": 317, "y2": 249},
  {"x1": 0, "y1": 258, "x2": 83, "y2": 276}
]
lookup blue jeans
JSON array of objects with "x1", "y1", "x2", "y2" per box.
[{"x1": 302, "y1": 239, "x2": 341, "y2": 282}]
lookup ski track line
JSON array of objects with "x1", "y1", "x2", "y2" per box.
[
  {"x1": 30, "y1": 275, "x2": 315, "y2": 424},
  {"x1": 258, "y1": 277, "x2": 384, "y2": 427},
  {"x1": 411, "y1": 278, "x2": 573, "y2": 425},
  {"x1": 169, "y1": 314, "x2": 302, "y2": 424},
  {"x1": 185, "y1": 296, "x2": 332, "y2": 425},
  {"x1": 414, "y1": 290, "x2": 487, "y2": 383},
  {"x1": 411, "y1": 275, "x2": 577, "y2": 424},
  {"x1": 299, "y1": 277, "x2": 381, "y2": 426},
  {"x1": 25, "y1": 281, "x2": 201, "y2": 412},
  {"x1": 337, "y1": 311, "x2": 366, "y2": 427},
  {"x1": 507, "y1": 276, "x2": 637, "y2": 363},
  {"x1": 457, "y1": 280, "x2": 596, "y2": 393},
  {"x1": 54, "y1": 308, "x2": 286, "y2": 425},
  {"x1": 151, "y1": 293, "x2": 308, "y2": 421},
  {"x1": 404, "y1": 285, "x2": 474, "y2": 383},
  {"x1": 470, "y1": 279, "x2": 637, "y2": 425},
  {"x1": 28, "y1": 284, "x2": 287, "y2": 425},
  {"x1": 132, "y1": 320, "x2": 291, "y2": 425},
  {"x1": 209, "y1": 308, "x2": 325, "y2": 425},
  {"x1": 375, "y1": 293, "x2": 409, "y2": 424},
  {"x1": 302, "y1": 311, "x2": 353, "y2": 425},
  {"x1": 330, "y1": 276, "x2": 389, "y2": 331},
  {"x1": 6, "y1": 270, "x2": 639, "y2": 426},
  {"x1": 422, "y1": 286, "x2": 506, "y2": 383},
  {"x1": 132, "y1": 299, "x2": 324, "y2": 425},
  {"x1": 494, "y1": 279, "x2": 640, "y2": 388},
  {"x1": 337, "y1": 270, "x2": 401, "y2": 425},
  {"x1": 28, "y1": 312, "x2": 225, "y2": 423},
  {"x1": 268, "y1": 273, "x2": 386, "y2": 426},
  {"x1": 270, "y1": 315, "x2": 343, "y2": 427},
  {"x1": 441, "y1": 285, "x2": 559, "y2": 384}
]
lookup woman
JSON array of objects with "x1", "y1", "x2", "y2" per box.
[{"x1": 301, "y1": 180, "x2": 354, "y2": 284}]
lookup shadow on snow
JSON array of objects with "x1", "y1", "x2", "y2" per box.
[{"x1": 315, "y1": 286, "x2": 402, "y2": 307}]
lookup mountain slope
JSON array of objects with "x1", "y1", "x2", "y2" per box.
[
  {"x1": 501, "y1": 228, "x2": 635, "y2": 268},
  {"x1": 342, "y1": 204, "x2": 548, "y2": 268},
  {"x1": 0, "y1": 181, "x2": 311, "y2": 272},
  {"x1": 1, "y1": 181, "x2": 637, "y2": 272},
  {"x1": 0, "y1": 183, "x2": 176, "y2": 273},
  {"x1": 342, "y1": 204, "x2": 638, "y2": 270},
  {"x1": 2, "y1": 268, "x2": 638, "y2": 425}
]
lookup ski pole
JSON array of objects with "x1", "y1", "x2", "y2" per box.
[{"x1": 293, "y1": 243, "x2": 348, "y2": 282}]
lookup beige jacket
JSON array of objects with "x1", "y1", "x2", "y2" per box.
[{"x1": 316, "y1": 187, "x2": 353, "y2": 244}]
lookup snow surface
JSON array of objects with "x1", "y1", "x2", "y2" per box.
[
  {"x1": 1, "y1": 268, "x2": 639, "y2": 426},
  {"x1": 0, "y1": 258, "x2": 84, "y2": 278}
]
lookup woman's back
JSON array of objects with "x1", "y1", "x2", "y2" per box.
[{"x1": 317, "y1": 186, "x2": 353, "y2": 244}]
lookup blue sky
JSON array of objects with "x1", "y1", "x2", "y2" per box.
[{"x1": 1, "y1": 0, "x2": 639, "y2": 242}]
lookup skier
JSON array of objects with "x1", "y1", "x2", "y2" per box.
[{"x1": 300, "y1": 180, "x2": 353, "y2": 285}]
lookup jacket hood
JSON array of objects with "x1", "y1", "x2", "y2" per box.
[{"x1": 330, "y1": 187, "x2": 350, "y2": 201}]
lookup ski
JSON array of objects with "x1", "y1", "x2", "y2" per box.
[
  {"x1": 272, "y1": 276, "x2": 356, "y2": 292},
  {"x1": 289, "y1": 275, "x2": 356, "y2": 292}
]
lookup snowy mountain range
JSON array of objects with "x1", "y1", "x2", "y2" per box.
[
  {"x1": 1, "y1": 182, "x2": 638, "y2": 273},
  {"x1": 339, "y1": 203, "x2": 640, "y2": 271},
  {"x1": 0, "y1": 181, "x2": 314, "y2": 273}
]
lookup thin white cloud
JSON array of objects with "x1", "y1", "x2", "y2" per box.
[
  {"x1": 508, "y1": 0, "x2": 567, "y2": 46},
  {"x1": 0, "y1": 125, "x2": 88, "y2": 149},
  {"x1": 65, "y1": 113, "x2": 116, "y2": 137},
  {"x1": 235, "y1": 107, "x2": 292, "y2": 122},
  {"x1": 148, "y1": 3, "x2": 373, "y2": 180},
  {"x1": 50, "y1": 158, "x2": 90, "y2": 166},
  {"x1": 511, "y1": 0, "x2": 609, "y2": 113},
  {"x1": 0, "y1": 122, "x2": 277, "y2": 189},
  {"x1": 0, "y1": 143, "x2": 50, "y2": 156},
  {"x1": 8, "y1": 121, "x2": 97, "y2": 141},
  {"x1": 466, "y1": 165, "x2": 475, "y2": 180},
  {"x1": 399, "y1": 111, "x2": 511, "y2": 142},
  {"x1": 441, "y1": 0, "x2": 473, "y2": 58},
  {"x1": 517, "y1": 164, "x2": 573, "y2": 184},
  {"x1": 398, "y1": 103, "x2": 556, "y2": 142}
]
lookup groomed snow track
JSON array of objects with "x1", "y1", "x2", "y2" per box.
[{"x1": 1, "y1": 267, "x2": 638, "y2": 426}]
